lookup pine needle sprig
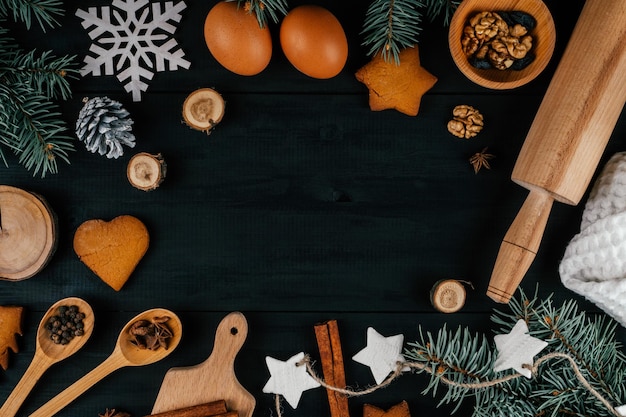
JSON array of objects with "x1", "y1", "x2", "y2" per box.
[
  {"x1": 405, "y1": 288, "x2": 626, "y2": 417},
  {"x1": 407, "y1": 325, "x2": 499, "y2": 412},
  {"x1": 494, "y1": 291, "x2": 626, "y2": 405},
  {"x1": 0, "y1": 0, "x2": 65, "y2": 31},
  {"x1": 361, "y1": 0, "x2": 424, "y2": 64},
  {"x1": 235, "y1": 0, "x2": 288, "y2": 28},
  {"x1": 423, "y1": 0, "x2": 459, "y2": 24},
  {"x1": 4, "y1": 48, "x2": 77, "y2": 100},
  {"x1": 0, "y1": 70, "x2": 74, "y2": 177},
  {"x1": 0, "y1": 0, "x2": 77, "y2": 176}
]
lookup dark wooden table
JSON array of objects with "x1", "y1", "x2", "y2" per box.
[{"x1": 2, "y1": 1, "x2": 625, "y2": 416}]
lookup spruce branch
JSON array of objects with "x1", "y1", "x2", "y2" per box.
[
  {"x1": 0, "y1": 81, "x2": 73, "y2": 177},
  {"x1": 361, "y1": 0, "x2": 424, "y2": 64},
  {"x1": 360, "y1": 0, "x2": 457, "y2": 64},
  {"x1": 0, "y1": 1, "x2": 78, "y2": 177},
  {"x1": 3, "y1": 49, "x2": 77, "y2": 100},
  {"x1": 404, "y1": 289, "x2": 626, "y2": 417},
  {"x1": 423, "y1": 0, "x2": 459, "y2": 24},
  {"x1": 234, "y1": 0, "x2": 288, "y2": 28},
  {"x1": 0, "y1": 0, "x2": 65, "y2": 31}
]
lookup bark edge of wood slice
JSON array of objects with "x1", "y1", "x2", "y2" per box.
[
  {"x1": 182, "y1": 88, "x2": 225, "y2": 134},
  {"x1": 127, "y1": 152, "x2": 167, "y2": 191},
  {"x1": 0, "y1": 185, "x2": 57, "y2": 281}
]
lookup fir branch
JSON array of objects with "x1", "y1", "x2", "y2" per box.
[
  {"x1": 0, "y1": 81, "x2": 74, "y2": 177},
  {"x1": 0, "y1": 2, "x2": 78, "y2": 176},
  {"x1": 493, "y1": 290, "x2": 626, "y2": 409},
  {"x1": 361, "y1": 0, "x2": 424, "y2": 64},
  {"x1": 423, "y1": 0, "x2": 459, "y2": 24},
  {"x1": 0, "y1": 0, "x2": 65, "y2": 31},
  {"x1": 234, "y1": 0, "x2": 288, "y2": 28},
  {"x1": 3, "y1": 48, "x2": 77, "y2": 100},
  {"x1": 404, "y1": 289, "x2": 626, "y2": 417},
  {"x1": 0, "y1": 27, "x2": 17, "y2": 62}
]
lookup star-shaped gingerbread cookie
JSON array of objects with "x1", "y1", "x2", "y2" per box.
[
  {"x1": 355, "y1": 45, "x2": 437, "y2": 116},
  {"x1": 364, "y1": 401, "x2": 412, "y2": 417}
]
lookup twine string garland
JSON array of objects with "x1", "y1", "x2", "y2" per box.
[{"x1": 273, "y1": 352, "x2": 622, "y2": 417}]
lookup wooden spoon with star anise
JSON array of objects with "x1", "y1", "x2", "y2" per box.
[{"x1": 29, "y1": 308, "x2": 182, "y2": 417}]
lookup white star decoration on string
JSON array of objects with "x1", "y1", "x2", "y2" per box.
[
  {"x1": 616, "y1": 404, "x2": 626, "y2": 416},
  {"x1": 262, "y1": 352, "x2": 321, "y2": 409},
  {"x1": 352, "y1": 327, "x2": 409, "y2": 384},
  {"x1": 494, "y1": 319, "x2": 548, "y2": 378}
]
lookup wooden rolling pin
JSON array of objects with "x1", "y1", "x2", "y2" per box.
[{"x1": 487, "y1": 0, "x2": 626, "y2": 303}]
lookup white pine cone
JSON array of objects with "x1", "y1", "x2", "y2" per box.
[{"x1": 75, "y1": 97, "x2": 136, "y2": 159}]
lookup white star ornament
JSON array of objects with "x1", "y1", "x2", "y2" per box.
[
  {"x1": 352, "y1": 327, "x2": 409, "y2": 384},
  {"x1": 494, "y1": 319, "x2": 548, "y2": 378},
  {"x1": 262, "y1": 352, "x2": 321, "y2": 409}
]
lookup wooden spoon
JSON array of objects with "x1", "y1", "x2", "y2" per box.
[
  {"x1": 28, "y1": 308, "x2": 182, "y2": 417},
  {"x1": 0, "y1": 297, "x2": 94, "y2": 417}
]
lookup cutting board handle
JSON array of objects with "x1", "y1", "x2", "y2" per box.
[
  {"x1": 202, "y1": 312, "x2": 248, "y2": 365},
  {"x1": 150, "y1": 311, "x2": 256, "y2": 417}
]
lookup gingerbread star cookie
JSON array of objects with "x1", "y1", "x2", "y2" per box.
[
  {"x1": 355, "y1": 45, "x2": 437, "y2": 116},
  {"x1": 363, "y1": 401, "x2": 412, "y2": 417}
]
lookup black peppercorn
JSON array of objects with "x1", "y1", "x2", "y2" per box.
[{"x1": 46, "y1": 304, "x2": 88, "y2": 345}]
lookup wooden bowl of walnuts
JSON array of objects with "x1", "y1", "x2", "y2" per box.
[{"x1": 448, "y1": 0, "x2": 556, "y2": 89}]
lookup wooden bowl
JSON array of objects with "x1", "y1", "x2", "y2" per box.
[{"x1": 448, "y1": 0, "x2": 556, "y2": 89}]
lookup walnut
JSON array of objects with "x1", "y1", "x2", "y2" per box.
[
  {"x1": 503, "y1": 35, "x2": 533, "y2": 59},
  {"x1": 447, "y1": 105, "x2": 484, "y2": 139},
  {"x1": 461, "y1": 26, "x2": 480, "y2": 56},
  {"x1": 488, "y1": 41, "x2": 514, "y2": 70},
  {"x1": 510, "y1": 23, "x2": 528, "y2": 37},
  {"x1": 468, "y1": 12, "x2": 504, "y2": 41},
  {"x1": 462, "y1": 10, "x2": 535, "y2": 71},
  {"x1": 475, "y1": 45, "x2": 489, "y2": 60}
]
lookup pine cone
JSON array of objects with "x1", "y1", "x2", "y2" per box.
[{"x1": 76, "y1": 97, "x2": 136, "y2": 159}]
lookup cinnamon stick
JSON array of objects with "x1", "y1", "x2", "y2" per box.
[
  {"x1": 143, "y1": 400, "x2": 230, "y2": 417},
  {"x1": 314, "y1": 320, "x2": 350, "y2": 417}
]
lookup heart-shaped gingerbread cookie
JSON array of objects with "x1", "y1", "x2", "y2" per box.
[{"x1": 73, "y1": 215, "x2": 149, "y2": 291}]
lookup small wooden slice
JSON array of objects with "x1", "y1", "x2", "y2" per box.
[
  {"x1": 128, "y1": 152, "x2": 167, "y2": 191},
  {"x1": 0, "y1": 185, "x2": 57, "y2": 281},
  {"x1": 182, "y1": 88, "x2": 225, "y2": 134},
  {"x1": 430, "y1": 279, "x2": 466, "y2": 313}
]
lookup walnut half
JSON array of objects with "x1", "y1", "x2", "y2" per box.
[{"x1": 447, "y1": 105, "x2": 484, "y2": 139}]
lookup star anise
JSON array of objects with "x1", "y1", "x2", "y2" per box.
[
  {"x1": 99, "y1": 408, "x2": 131, "y2": 417},
  {"x1": 469, "y1": 147, "x2": 494, "y2": 173},
  {"x1": 128, "y1": 316, "x2": 173, "y2": 350}
]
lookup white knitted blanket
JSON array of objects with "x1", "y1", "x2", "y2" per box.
[{"x1": 560, "y1": 151, "x2": 626, "y2": 327}]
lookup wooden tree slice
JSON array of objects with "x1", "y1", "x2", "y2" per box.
[
  {"x1": 182, "y1": 88, "x2": 225, "y2": 134},
  {"x1": 430, "y1": 279, "x2": 466, "y2": 313},
  {"x1": 0, "y1": 185, "x2": 57, "y2": 281},
  {"x1": 127, "y1": 152, "x2": 167, "y2": 191}
]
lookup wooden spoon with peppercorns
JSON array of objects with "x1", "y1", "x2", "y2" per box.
[
  {"x1": 0, "y1": 297, "x2": 94, "y2": 417},
  {"x1": 28, "y1": 308, "x2": 182, "y2": 417}
]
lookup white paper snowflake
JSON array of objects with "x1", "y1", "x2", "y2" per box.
[{"x1": 76, "y1": 0, "x2": 191, "y2": 101}]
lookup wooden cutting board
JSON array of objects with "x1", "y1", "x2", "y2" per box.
[{"x1": 151, "y1": 312, "x2": 255, "y2": 417}]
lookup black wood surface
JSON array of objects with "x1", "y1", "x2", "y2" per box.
[{"x1": 1, "y1": 1, "x2": 625, "y2": 416}]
